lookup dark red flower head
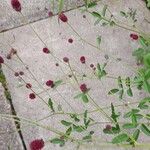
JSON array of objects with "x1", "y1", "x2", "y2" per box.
[
  {"x1": 26, "y1": 83, "x2": 32, "y2": 89},
  {"x1": 80, "y1": 56, "x2": 86, "y2": 64},
  {"x1": 19, "y1": 71, "x2": 24, "y2": 76},
  {"x1": 30, "y1": 139, "x2": 44, "y2": 150},
  {"x1": 130, "y1": 33, "x2": 138, "y2": 40},
  {"x1": 63, "y1": 57, "x2": 69, "y2": 63},
  {"x1": 59, "y1": 13, "x2": 68, "y2": 22},
  {"x1": 105, "y1": 124, "x2": 112, "y2": 130},
  {"x1": 80, "y1": 84, "x2": 88, "y2": 93},
  {"x1": 29, "y1": 93, "x2": 36, "y2": 99},
  {"x1": 14, "y1": 72, "x2": 19, "y2": 77},
  {"x1": 90, "y1": 64, "x2": 94, "y2": 68},
  {"x1": 46, "y1": 80, "x2": 54, "y2": 88},
  {"x1": 11, "y1": 0, "x2": 21, "y2": 12},
  {"x1": 0, "y1": 56, "x2": 4, "y2": 64},
  {"x1": 48, "y1": 11, "x2": 53, "y2": 17},
  {"x1": 68, "y1": 38, "x2": 73, "y2": 43},
  {"x1": 43, "y1": 47, "x2": 50, "y2": 54}
]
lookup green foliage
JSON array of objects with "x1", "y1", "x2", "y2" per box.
[
  {"x1": 96, "y1": 63, "x2": 107, "y2": 79},
  {"x1": 112, "y1": 133, "x2": 129, "y2": 144},
  {"x1": 48, "y1": 98, "x2": 55, "y2": 112}
]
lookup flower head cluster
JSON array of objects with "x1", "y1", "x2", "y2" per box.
[
  {"x1": 11, "y1": 0, "x2": 21, "y2": 12},
  {"x1": 30, "y1": 139, "x2": 44, "y2": 150}
]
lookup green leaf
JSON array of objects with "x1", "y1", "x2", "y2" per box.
[
  {"x1": 84, "y1": 110, "x2": 87, "y2": 125},
  {"x1": 144, "y1": 53, "x2": 150, "y2": 67},
  {"x1": 139, "y1": 36, "x2": 148, "y2": 47},
  {"x1": 131, "y1": 114, "x2": 137, "y2": 125},
  {"x1": 82, "y1": 135, "x2": 92, "y2": 141},
  {"x1": 132, "y1": 129, "x2": 140, "y2": 141},
  {"x1": 112, "y1": 133, "x2": 129, "y2": 144},
  {"x1": 48, "y1": 98, "x2": 55, "y2": 112},
  {"x1": 127, "y1": 88, "x2": 133, "y2": 97},
  {"x1": 87, "y1": 2, "x2": 97, "y2": 8},
  {"x1": 65, "y1": 127, "x2": 72, "y2": 136},
  {"x1": 102, "y1": 5, "x2": 107, "y2": 16},
  {"x1": 82, "y1": 94, "x2": 89, "y2": 103},
  {"x1": 91, "y1": 11, "x2": 102, "y2": 19},
  {"x1": 108, "y1": 89, "x2": 119, "y2": 95},
  {"x1": 73, "y1": 125, "x2": 85, "y2": 132},
  {"x1": 58, "y1": 0, "x2": 64, "y2": 14},
  {"x1": 50, "y1": 138, "x2": 65, "y2": 145},
  {"x1": 141, "y1": 124, "x2": 150, "y2": 136},
  {"x1": 122, "y1": 123, "x2": 137, "y2": 129},
  {"x1": 119, "y1": 89, "x2": 124, "y2": 99},
  {"x1": 96, "y1": 36, "x2": 101, "y2": 47},
  {"x1": 143, "y1": 80, "x2": 150, "y2": 93},
  {"x1": 54, "y1": 80, "x2": 63, "y2": 88},
  {"x1": 124, "y1": 111, "x2": 132, "y2": 118},
  {"x1": 61, "y1": 120, "x2": 72, "y2": 126},
  {"x1": 120, "y1": 11, "x2": 128, "y2": 17},
  {"x1": 74, "y1": 93, "x2": 84, "y2": 99}
]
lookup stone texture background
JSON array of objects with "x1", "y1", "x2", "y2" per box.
[{"x1": 0, "y1": 0, "x2": 150, "y2": 149}]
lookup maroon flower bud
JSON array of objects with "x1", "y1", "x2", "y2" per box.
[
  {"x1": 29, "y1": 93, "x2": 36, "y2": 99},
  {"x1": 130, "y1": 33, "x2": 138, "y2": 40},
  {"x1": 63, "y1": 57, "x2": 69, "y2": 63},
  {"x1": 68, "y1": 38, "x2": 73, "y2": 43},
  {"x1": 19, "y1": 71, "x2": 24, "y2": 76},
  {"x1": 26, "y1": 83, "x2": 32, "y2": 89},
  {"x1": 30, "y1": 139, "x2": 44, "y2": 150},
  {"x1": 59, "y1": 13, "x2": 68, "y2": 22},
  {"x1": 55, "y1": 63, "x2": 59, "y2": 66},
  {"x1": 80, "y1": 56, "x2": 86, "y2": 64},
  {"x1": 43, "y1": 47, "x2": 50, "y2": 54},
  {"x1": 11, "y1": 0, "x2": 21, "y2": 12},
  {"x1": 10, "y1": 48, "x2": 17, "y2": 55},
  {"x1": 90, "y1": 64, "x2": 94, "y2": 68},
  {"x1": 80, "y1": 84, "x2": 88, "y2": 93},
  {"x1": 105, "y1": 124, "x2": 112, "y2": 130},
  {"x1": 14, "y1": 72, "x2": 19, "y2": 77},
  {"x1": 0, "y1": 56, "x2": 4, "y2": 64},
  {"x1": 46, "y1": 80, "x2": 54, "y2": 87},
  {"x1": 48, "y1": 11, "x2": 53, "y2": 17},
  {"x1": 7, "y1": 53, "x2": 12, "y2": 59},
  {"x1": 83, "y1": 15, "x2": 86, "y2": 18}
]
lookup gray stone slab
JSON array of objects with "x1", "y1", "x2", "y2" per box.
[
  {"x1": 0, "y1": 0, "x2": 87, "y2": 32},
  {"x1": 0, "y1": 0, "x2": 150, "y2": 149},
  {"x1": 0, "y1": 83, "x2": 23, "y2": 150}
]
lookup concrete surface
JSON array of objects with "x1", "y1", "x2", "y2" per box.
[
  {"x1": 0, "y1": 0, "x2": 90, "y2": 33},
  {"x1": 0, "y1": 0, "x2": 150, "y2": 149},
  {"x1": 0, "y1": 83, "x2": 23, "y2": 150}
]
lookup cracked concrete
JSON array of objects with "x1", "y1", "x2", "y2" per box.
[
  {"x1": 0, "y1": 83, "x2": 23, "y2": 150},
  {"x1": 0, "y1": 0, "x2": 150, "y2": 149}
]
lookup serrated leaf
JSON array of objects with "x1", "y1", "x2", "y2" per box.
[
  {"x1": 112, "y1": 133, "x2": 129, "y2": 144},
  {"x1": 61, "y1": 120, "x2": 72, "y2": 126},
  {"x1": 48, "y1": 98, "x2": 54, "y2": 112},
  {"x1": 108, "y1": 89, "x2": 119, "y2": 95},
  {"x1": 141, "y1": 124, "x2": 150, "y2": 136}
]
